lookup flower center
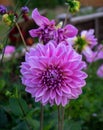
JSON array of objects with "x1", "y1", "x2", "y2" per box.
[{"x1": 41, "y1": 66, "x2": 63, "y2": 88}]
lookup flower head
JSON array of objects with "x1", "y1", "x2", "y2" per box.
[
  {"x1": 29, "y1": 8, "x2": 78, "y2": 44},
  {"x1": 2, "y1": 12, "x2": 16, "y2": 26},
  {"x1": 4, "y1": 45, "x2": 15, "y2": 55},
  {"x1": 21, "y1": 6, "x2": 29, "y2": 13},
  {"x1": 20, "y1": 41, "x2": 87, "y2": 106},
  {"x1": 66, "y1": 0, "x2": 80, "y2": 14},
  {"x1": 29, "y1": 8, "x2": 56, "y2": 44},
  {"x1": 97, "y1": 64, "x2": 103, "y2": 78},
  {"x1": 0, "y1": 5, "x2": 7, "y2": 15},
  {"x1": 72, "y1": 29, "x2": 97, "y2": 63}
]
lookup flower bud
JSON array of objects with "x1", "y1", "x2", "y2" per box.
[{"x1": 66, "y1": 0, "x2": 80, "y2": 14}]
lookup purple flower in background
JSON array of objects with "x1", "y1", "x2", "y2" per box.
[
  {"x1": 72, "y1": 29, "x2": 98, "y2": 63},
  {"x1": 4, "y1": 45, "x2": 15, "y2": 55},
  {"x1": 81, "y1": 29, "x2": 97, "y2": 48},
  {"x1": 29, "y1": 8, "x2": 78, "y2": 44},
  {"x1": 21, "y1": 6, "x2": 29, "y2": 13},
  {"x1": 97, "y1": 64, "x2": 103, "y2": 78},
  {"x1": 20, "y1": 41, "x2": 87, "y2": 106},
  {"x1": 0, "y1": 5, "x2": 7, "y2": 15},
  {"x1": 29, "y1": 8, "x2": 56, "y2": 44},
  {"x1": 94, "y1": 44, "x2": 103, "y2": 61},
  {"x1": 55, "y1": 24, "x2": 78, "y2": 43}
]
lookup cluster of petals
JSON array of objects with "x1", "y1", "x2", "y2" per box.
[
  {"x1": 4, "y1": 45, "x2": 15, "y2": 55},
  {"x1": 20, "y1": 41, "x2": 87, "y2": 106},
  {"x1": 97, "y1": 64, "x2": 103, "y2": 78},
  {"x1": 29, "y1": 8, "x2": 78, "y2": 44},
  {"x1": 81, "y1": 29, "x2": 97, "y2": 62},
  {"x1": 68, "y1": 29, "x2": 98, "y2": 63},
  {"x1": 21, "y1": 6, "x2": 29, "y2": 13},
  {"x1": 0, "y1": 5, "x2": 7, "y2": 15}
]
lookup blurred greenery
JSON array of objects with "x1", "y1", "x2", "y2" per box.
[{"x1": 14, "y1": 0, "x2": 65, "y2": 9}]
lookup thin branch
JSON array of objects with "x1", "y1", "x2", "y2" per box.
[
  {"x1": 15, "y1": 22, "x2": 28, "y2": 51},
  {"x1": 40, "y1": 104, "x2": 44, "y2": 130},
  {"x1": 58, "y1": 105, "x2": 61, "y2": 130},
  {"x1": 61, "y1": 107, "x2": 65, "y2": 130}
]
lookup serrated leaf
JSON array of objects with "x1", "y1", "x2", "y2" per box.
[{"x1": 9, "y1": 98, "x2": 23, "y2": 116}]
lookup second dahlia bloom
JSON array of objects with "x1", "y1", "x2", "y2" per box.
[
  {"x1": 29, "y1": 8, "x2": 78, "y2": 44},
  {"x1": 4, "y1": 45, "x2": 15, "y2": 55},
  {"x1": 20, "y1": 41, "x2": 87, "y2": 106},
  {"x1": 97, "y1": 64, "x2": 103, "y2": 78}
]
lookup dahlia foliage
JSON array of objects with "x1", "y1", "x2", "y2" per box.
[{"x1": 20, "y1": 8, "x2": 88, "y2": 106}]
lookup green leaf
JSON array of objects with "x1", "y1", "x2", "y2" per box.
[
  {"x1": 0, "y1": 79, "x2": 5, "y2": 91},
  {"x1": 64, "y1": 120, "x2": 82, "y2": 130},
  {"x1": 9, "y1": 98, "x2": 23, "y2": 116},
  {"x1": 0, "y1": 107, "x2": 8, "y2": 128},
  {"x1": 12, "y1": 121, "x2": 29, "y2": 130},
  {"x1": 26, "y1": 116, "x2": 39, "y2": 129},
  {"x1": 18, "y1": 98, "x2": 29, "y2": 114}
]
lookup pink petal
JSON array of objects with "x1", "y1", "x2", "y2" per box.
[
  {"x1": 32, "y1": 8, "x2": 50, "y2": 26},
  {"x1": 64, "y1": 24, "x2": 78, "y2": 38}
]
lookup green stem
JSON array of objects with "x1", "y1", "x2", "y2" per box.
[
  {"x1": 61, "y1": 107, "x2": 65, "y2": 130},
  {"x1": 15, "y1": 22, "x2": 28, "y2": 51},
  {"x1": 17, "y1": 98, "x2": 32, "y2": 130},
  {"x1": 40, "y1": 104, "x2": 44, "y2": 130},
  {"x1": 58, "y1": 105, "x2": 61, "y2": 130},
  {"x1": 63, "y1": 6, "x2": 69, "y2": 26}
]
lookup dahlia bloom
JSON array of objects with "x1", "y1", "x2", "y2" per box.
[
  {"x1": 81, "y1": 29, "x2": 97, "y2": 48},
  {"x1": 72, "y1": 29, "x2": 97, "y2": 63},
  {"x1": 21, "y1": 6, "x2": 29, "y2": 13},
  {"x1": 20, "y1": 41, "x2": 87, "y2": 106},
  {"x1": 29, "y1": 8, "x2": 78, "y2": 44},
  {"x1": 97, "y1": 64, "x2": 103, "y2": 78},
  {"x1": 94, "y1": 44, "x2": 103, "y2": 61},
  {"x1": 0, "y1": 5, "x2": 7, "y2": 15},
  {"x1": 4, "y1": 45, "x2": 15, "y2": 55}
]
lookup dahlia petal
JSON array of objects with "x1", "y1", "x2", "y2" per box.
[
  {"x1": 56, "y1": 88, "x2": 62, "y2": 96},
  {"x1": 35, "y1": 97, "x2": 41, "y2": 102},
  {"x1": 55, "y1": 95, "x2": 61, "y2": 105},
  {"x1": 29, "y1": 28, "x2": 41, "y2": 37},
  {"x1": 64, "y1": 24, "x2": 78, "y2": 38},
  {"x1": 71, "y1": 88, "x2": 82, "y2": 98},
  {"x1": 61, "y1": 85, "x2": 71, "y2": 94},
  {"x1": 32, "y1": 8, "x2": 50, "y2": 26},
  {"x1": 45, "y1": 41, "x2": 55, "y2": 57},
  {"x1": 42, "y1": 90, "x2": 50, "y2": 103},
  {"x1": 50, "y1": 90, "x2": 56, "y2": 99},
  {"x1": 35, "y1": 87, "x2": 46, "y2": 97},
  {"x1": 61, "y1": 96, "x2": 68, "y2": 107}
]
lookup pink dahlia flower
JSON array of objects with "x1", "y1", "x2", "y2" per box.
[
  {"x1": 4, "y1": 45, "x2": 15, "y2": 55},
  {"x1": 81, "y1": 29, "x2": 97, "y2": 48},
  {"x1": 94, "y1": 44, "x2": 103, "y2": 61},
  {"x1": 29, "y1": 8, "x2": 78, "y2": 44},
  {"x1": 20, "y1": 41, "x2": 87, "y2": 106},
  {"x1": 97, "y1": 64, "x2": 103, "y2": 78}
]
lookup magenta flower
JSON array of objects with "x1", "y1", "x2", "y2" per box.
[
  {"x1": 97, "y1": 64, "x2": 103, "y2": 78},
  {"x1": 4, "y1": 45, "x2": 15, "y2": 55},
  {"x1": 29, "y1": 8, "x2": 56, "y2": 44},
  {"x1": 94, "y1": 44, "x2": 103, "y2": 61},
  {"x1": 81, "y1": 29, "x2": 97, "y2": 48},
  {"x1": 20, "y1": 41, "x2": 87, "y2": 106},
  {"x1": 29, "y1": 8, "x2": 78, "y2": 44},
  {"x1": 71, "y1": 29, "x2": 98, "y2": 63},
  {"x1": 0, "y1": 5, "x2": 7, "y2": 15},
  {"x1": 55, "y1": 24, "x2": 78, "y2": 43},
  {"x1": 21, "y1": 6, "x2": 29, "y2": 13}
]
